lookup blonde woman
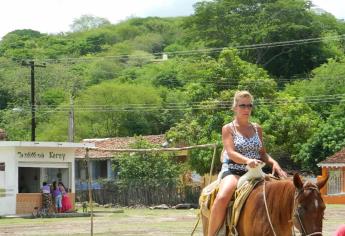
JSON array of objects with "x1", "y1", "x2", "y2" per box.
[{"x1": 207, "y1": 90, "x2": 287, "y2": 236}]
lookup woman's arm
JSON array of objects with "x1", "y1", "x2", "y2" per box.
[
  {"x1": 222, "y1": 124, "x2": 261, "y2": 168},
  {"x1": 256, "y1": 124, "x2": 287, "y2": 178}
]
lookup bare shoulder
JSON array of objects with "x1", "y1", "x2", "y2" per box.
[
  {"x1": 222, "y1": 123, "x2": 232, "y2": 133},
  {"x1": 252, "y1": 122, "x2": 262, "y2": 131},
  {"x1": 222, "y1": 122, "x2": 232, "y2": 129}
]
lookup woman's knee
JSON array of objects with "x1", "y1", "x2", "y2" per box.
[
  {"x1": 214, "y1": 176, "x2": 238, "y2": 207},
  {"x1": 213, "y1": 192, "x2": 232, "y2": 208}
]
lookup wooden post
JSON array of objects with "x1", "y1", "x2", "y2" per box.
[
  {"x1": 208, "y1": 144, "x2": 217, "y2": 185},
  {"x1": 86, "y1": 148, "x2": 94, "y2": 236},
  {"x1": 91, "y1": 143, "x2": 216, "y2": 153}
]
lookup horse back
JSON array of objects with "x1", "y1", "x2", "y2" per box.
[{"x1": 236, "y1": 178, "x2": 294, "y2": 236}]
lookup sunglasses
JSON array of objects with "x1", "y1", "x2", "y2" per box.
[{"x1": 238, "y1": 103, "x2": 253, "y2": 109}]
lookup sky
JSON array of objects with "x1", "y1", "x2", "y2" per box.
[{"x1": 0, "y1": 0, "x2": 344, "y2": 39}]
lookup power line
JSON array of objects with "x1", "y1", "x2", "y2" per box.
[
  {"x1": 8, "y1": 93, "x2": 345, "y2": 113},
  {"x1": 6, "y1": 63, "x2": 340, "y2": 88},
  {"x1": 13, "y1": 34, "x2": 345, "y2": 63}
]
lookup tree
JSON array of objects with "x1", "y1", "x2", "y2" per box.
[
  {"x1": 187, "y1": 0, "x2": 345, "y2": 78},
  {"x1": 284, "y1": 57, "x2": 345, "y2": 118},
  {"x1": 0, "y1": 109, "x2": 31, "y2": 141},
  {"x1": 70, "y1": 15, "x2": 111, "y2": 32},
  {"x1": 36, "y1": 82, "x2": 165, "y2": 141},
  {"x1": 116, "y1": 137, "x2": 182, "y2": 186},
  {"x1": 297, "y1": 103, "x2": 345, "y2": 172},
  {"x1": 259, "y1": 94, "x2": 321, "y2": 169},
  {"x1": 0, "y1": 29, "x2": 44, "y2": 59}
]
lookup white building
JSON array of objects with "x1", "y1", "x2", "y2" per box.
[{"x1": 0, "y1": 141, "x2": 94, "y2": 215}]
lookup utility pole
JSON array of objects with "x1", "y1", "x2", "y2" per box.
[
  {"x1": 68, "y1": 94, "x2": 75, "y2": 142},
  {"x1": 68, "y1": 84, "x2": 77, "y2": 142},
  {"x1": 22, "y1": 60, "x2": 46, "y2": 141}
]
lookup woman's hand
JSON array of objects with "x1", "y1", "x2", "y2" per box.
[
  {"x1": 272, "y1": 162, "x2": 287, "y2": 178},
  {"x1": 246, "y1": 159, "x2": 262, "y2": 168}
]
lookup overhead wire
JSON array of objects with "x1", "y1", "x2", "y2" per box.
[
  {"x1": 8, "y1": 93, "x2": 345, "y2": 113},
  {"x1": 6, "y1": 34, "x2": 345, "y2": 63}
]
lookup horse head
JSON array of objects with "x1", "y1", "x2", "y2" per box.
[{"x1": 292, "y1": 173, "x2": 329, "y2": 236}]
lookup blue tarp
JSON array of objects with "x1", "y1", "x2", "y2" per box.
[{"x1": 75, "y1": 181, "x2": 102, "y2": 190}]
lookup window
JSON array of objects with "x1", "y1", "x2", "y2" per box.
[
  {"x1": 0, "y1": 162, "x2": 4, "y2": 171},
  {"x1": 327, "y1": 169, "x2": 344, "y2": 195},
  {"x1": 92, "y1": 160, "x2": 107, "y2": 179}
]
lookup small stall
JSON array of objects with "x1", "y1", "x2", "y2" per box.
[
  {"x1": 0, "y1": 141, "x2": 94, "y2": 215},
  {"x1": 317, "y1": 147, "x2": 345, "y2": 204}
]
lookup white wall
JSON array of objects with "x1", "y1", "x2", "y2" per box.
[
  {"x1": 0, "y1": 147, "x2": 17, "y2": 216},
  {"x1": 16, "y1": 147, "x2": 76, "y2": 193},
  {"x1": 0, "y1": 144, "x2": 83, "y2": 215}
]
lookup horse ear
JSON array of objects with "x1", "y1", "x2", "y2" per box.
[
  {"x1": 316, "y1": 174, "x2": 329, "y2": 190},
  {"x1": 293, "y1": 173, "x2": 303, "y2": 190}
]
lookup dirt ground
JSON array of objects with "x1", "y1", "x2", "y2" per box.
[{"x1": 0, "y1": 204, "x2": 344, "y2": 235}]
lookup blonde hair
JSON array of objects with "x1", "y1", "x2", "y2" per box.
[{"x1": 232, "y1": 90, "x2": 253, "y2": 109}]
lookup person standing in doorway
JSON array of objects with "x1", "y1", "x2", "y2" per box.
[
  {"x1": 52, "y1": 181, "x2": 62, "y2": 213},
  {"x1": 59, "y1": 182, "x2": 72, "y2": 212}
]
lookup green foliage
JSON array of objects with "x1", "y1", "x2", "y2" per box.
[
  {"x1": 116, "y1": 137, "x2": 182, "y2": 186},
  {"x1": 187, "y1": 0, "x2": 345, "y2": 78},
  {"x1": 153, "y1": 70, "x2": 182, "y2": 88},
  {"x1": 37, "y1": 82, "x2": 165, "y2": 141},
  {"x1": 70, "y1": 15, "x2": 111, "y2": 32},
  {"x1": 260, "y1": 94, "x2": 321, "y2": 168},
  {"x1": 284, "y1": 57, "x2": 345, "y2": 118},
  {"x1": 0, "y1": 109, "x2": 31, "y2": 140},
  {"x1": 0, "y1": 88, "x2": 10, "y2": 109},
  {"x1": 86, "y1": 60, "x2": 122, "y2": 85},
  {"x1": 297, "y1": 104, "x2": 345, "y2": 172}
]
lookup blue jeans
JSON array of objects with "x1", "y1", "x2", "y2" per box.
[{"x1": 55, "y1": 194, "x2": 62, "y2": 208}]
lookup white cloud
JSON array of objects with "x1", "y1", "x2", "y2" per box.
[
  {"x1": 311, "y1": 0, "x2": 345, "y2": 19},
  {"x1": 0, "y1": 0, "x2": 343, "y2": 39},
  {"x1": 0, "y1": 0, "x2": 199, "y2": 38}
]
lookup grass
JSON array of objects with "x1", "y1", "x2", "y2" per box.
[
  {"x1": 0, "y1": 207, "x2": 202, "y2": 235},
  {"x1": 0, "y1": 205, "x2": 344, "y2": 235}
]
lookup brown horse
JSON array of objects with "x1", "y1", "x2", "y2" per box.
[{"x1": 201, "y1": 173, "x2": 329, "y2": 236}]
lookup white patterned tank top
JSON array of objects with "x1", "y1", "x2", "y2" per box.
[{"x1": 222, "y1": 122, "x2": 262, "y2": 175}]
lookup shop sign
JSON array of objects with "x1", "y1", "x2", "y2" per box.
[{"x1": 17, "y1": 151, "x2": 67, "y2": 161}]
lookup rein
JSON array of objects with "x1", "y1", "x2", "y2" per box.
[
  {"x1": 263, "y1": 180, "x2": 323, "y2": 236},
  {"x1": 263, "y1": 180, "x2": 277, "y2": 236}
]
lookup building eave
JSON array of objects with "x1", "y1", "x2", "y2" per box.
[
  {"x1": 0, "y1": 141, "x2": 94, "y2": 148},
  {"x1": 317, "y1": 163, "x2": 345, "y2": 168}
]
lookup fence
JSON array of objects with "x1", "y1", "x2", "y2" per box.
[{"x1": 76, "y1": 180, "x2": 201, "y2": 206}]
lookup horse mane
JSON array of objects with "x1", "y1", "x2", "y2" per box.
[
  {"x1": 242, "y1": 177, "x2": 296, "y2": 232},
  {"x1": 262, "y1": 178, "x2": 296, "y2": 222}
]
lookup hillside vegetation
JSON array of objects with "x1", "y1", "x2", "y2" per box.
[{"x1": 1, "y1": 0, "x2": 345, "y2": 173}]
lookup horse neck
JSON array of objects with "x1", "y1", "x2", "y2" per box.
[{"x1": 268, "y1": 180, "x2": 296, "y2": 224}]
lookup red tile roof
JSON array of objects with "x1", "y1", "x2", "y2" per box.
[
  {"x1": 319, "y1": 148, "x2": 345, "y2": 165},
  {"x1": 75, "y1": 135, "x2": 166, "y2": 160}
]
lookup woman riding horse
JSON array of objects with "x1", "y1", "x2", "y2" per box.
[{"x1": 207, "y1": 90, "x2": 287, "y2": 236}]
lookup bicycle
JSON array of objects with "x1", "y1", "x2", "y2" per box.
[{"x1": 32, "y1": 194, "x2": 56, "y2": 218}]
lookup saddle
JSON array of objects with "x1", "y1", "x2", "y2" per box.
[
  {"x1": 199, "y1": 176, "x2": 278, "y2": 236},
  {"x1": 199, "y1": 179, "x2": 220, "y2": 219},
  {"x1": 227, "y1": 178, "x2": 263, "y2": 236}
]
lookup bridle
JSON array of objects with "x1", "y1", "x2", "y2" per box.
[
  {"x1": 263, "y1": 180, "x2": 323, "y2": 236},
  {"x1": 292, "y1": 184, "x2": 323, "y2": 236}
]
